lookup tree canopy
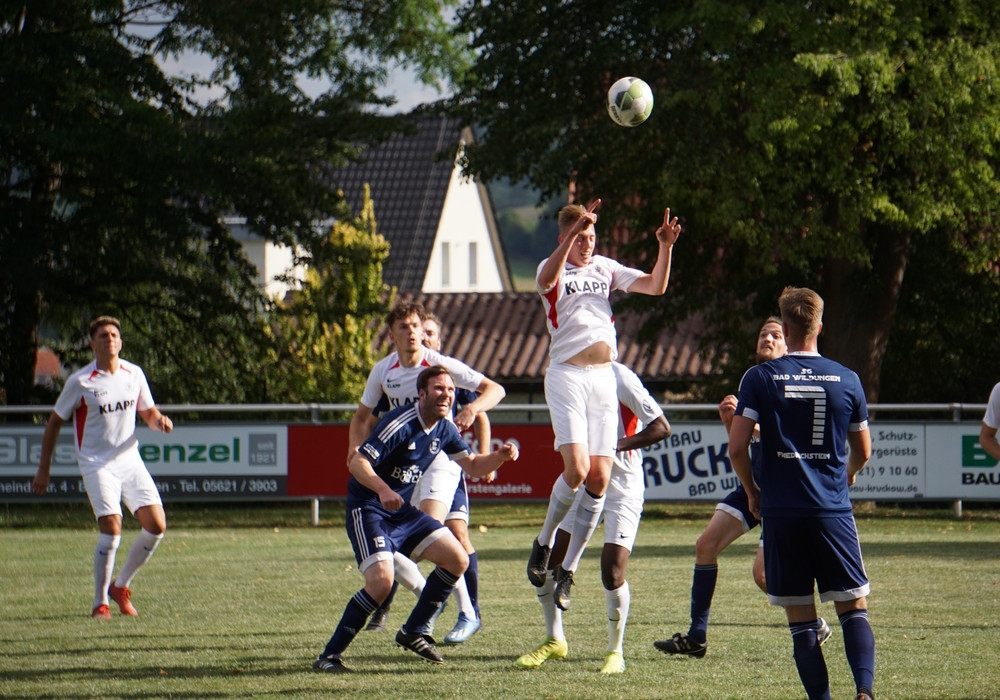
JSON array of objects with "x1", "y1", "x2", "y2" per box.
[
  {"x1": 0, "y1": 0, "x2": 466, "y2": 405},
  {"x1": 450, "y1": 0, "x2": 1000, "y2": 402}
]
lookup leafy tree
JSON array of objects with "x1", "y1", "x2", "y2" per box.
[
  {"x1": 450, "y1": 0, "x2": 1000, "y2": 401},
  {"x1": 266, "y1": 187, "x2": 391, "y2": 404},
  {"x1": 0, "y1": 0, "x2": 467, "y2": 405}
]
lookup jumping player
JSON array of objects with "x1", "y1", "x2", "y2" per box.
[{"x1": 528, "y1": 198, "x2": 682, "y2": 612}]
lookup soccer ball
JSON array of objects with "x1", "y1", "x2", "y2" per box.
[{"x1": 607, "y1": 76, "x2": 654, "y2": 127}]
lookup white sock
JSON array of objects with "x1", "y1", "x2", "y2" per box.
[
  {"x1": 561, "y1": 490, "x2": 605, "y2": 572},
  {"x1": 536, "y1": 578, "x2": 564, "y2": 640},
  {"x1": 392, "y1": 552, "x2": 426, "y2": 595},
  {"x1": 606, "y1": 581, "x2": 630, "y2": 653},
  {"x1": 451, "y1": 575, "x2": 476, "y2": 618},
  {"x1": 114, "y1": 529, "x2": 162, "y2": 589},
  {"x1": 93, "y1": 533, "x2": 120, "y2": 607},
  {"x1": 538, "y1": 475, "x2": 578, "y2": 547}
]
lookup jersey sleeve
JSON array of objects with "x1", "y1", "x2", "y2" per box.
[
  {"x1": 608, "y1": 258, "x2": 645, "y2": 293},
  {"x1": 52, "y1": 372, "x2": 86, "y2": 421},
  {"x1": 426, "y1": 350, "x2": 485, "y2": 392},
  {"x1": 735, "y1": 366, "x2": 765, "y2": 423},
  {"x1": 135, "y1": 365, "x2": 155, "y2": 412},
  {"x1": 614, "y1": 363, "x2": 663, "y2": 426},
  {"x1": 985, "y1": 382, "x2": 1000, "y2": 429},
  {"x1": 358, "y1": 357, "x2": 389, "y2": 409},
  {"x1": 441, "y1": 420, "x2": 472, "y2": 462}
]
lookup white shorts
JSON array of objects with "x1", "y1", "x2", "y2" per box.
[
  {"x1": 559, "y1": 478, "x2": 643, "y2": 552},
  {"x1": 544, "y1": 362, "x2": 618, "y2": 457},
  {"x1": 81, "y1": 459, "x2": 162, "y2": 520},
  {"x1": 410, "y1": 453, "x2": 467, "y2": 522}
]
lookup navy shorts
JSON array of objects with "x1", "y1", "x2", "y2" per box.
[
  {"x1": 763, "y1": 513, "x2": 870, "y2": 606},
  {"x1": 716, "y1": 483, "x2": 761, "y2": 532},
  {"x1": 346, "y1": 501, "x2": 448, "y2": 573}
]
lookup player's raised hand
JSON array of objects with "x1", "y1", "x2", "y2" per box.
[{"x1": 656, "y1": 207, "x2": 681, "y2": 246}]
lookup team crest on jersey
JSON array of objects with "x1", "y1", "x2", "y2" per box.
[{"x1": 429, "y1": 438, "x2": 441, "y2": 455}]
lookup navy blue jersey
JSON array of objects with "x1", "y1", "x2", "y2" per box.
[
  {"x1": 349, "y1": 403, "x2": 471, "y2": 507},
  {"x1": 736, "y1": 351, "x2": 868, "y2": 517}
]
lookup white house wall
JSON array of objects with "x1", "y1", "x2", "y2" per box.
[
  {"x1": 422, "y1": 155, "x2": 505, "y2": 293},
  {"x1": 226, "y1": 219, "x2": 303, "y2": 300}
]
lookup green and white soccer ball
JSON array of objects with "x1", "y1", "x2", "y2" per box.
[{"x1": 607, "y1": 76, "x2": 654, "y2": 127}]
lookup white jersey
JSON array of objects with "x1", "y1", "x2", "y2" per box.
[
  {"x1": 536, "y1": 255, "x2": 644, "y2": 364},
  {"x1": 359, "y1": 347, "x2": 485, "y2": 412},
  {"x1": 610, "y1": 362, "x2": 664, "y2": 498},
  {"x1": 53, "y1": 359, "x2": 155, "y2": 470},
  {"x1": 985, "y1": 382, "x2": 1000, "y2": 429}
]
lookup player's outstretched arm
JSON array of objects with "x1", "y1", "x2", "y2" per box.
[
  {"x1": 617, "y1": 415, "x2": 671, "y2": 453},
  {"x1": 628, "y1": 206, "x2": 682, "y2": 296},
  {"x1": 458, "y1": 441, "x2": 519, "y2": 478},
  {"x1": 454, "y1": 377, "x2": 505, "y2": 432}
]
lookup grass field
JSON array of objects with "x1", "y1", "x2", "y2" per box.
[{"x1": 2, "y1": 501, "x2": 998, "y2": 699}]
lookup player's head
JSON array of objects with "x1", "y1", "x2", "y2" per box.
[
  {"x1": 755, "y1": 316, "x2": 786, "y2": 364},
  {"x1": 557, "y1": 203, "x2": 596, "y2": 266},
  {"x1": 422, "y1": 313, "x2": 443, "y2": 352},
  {"x1": 89, "y1": 315, "x2": 121, "y2": 338},
  {"x1": 385, "y1": 302, "x2": 426, "y2": 353},
  {"x1": 778, "y1": 287, "x2": 824, "y2": 341},
  {"x1": 417, "y1": 365, "x2": 455, "y2": 420},
  {"x1": 88, "y1": 316, "x2": 123, "y2": 359}
]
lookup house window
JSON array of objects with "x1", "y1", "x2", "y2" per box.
[
  {"x1": 441, "y1": 242, "x2": 450, "y2": 287},
  {"x1": 468, "y1": 242, "x2": 478, "y2": 286}
]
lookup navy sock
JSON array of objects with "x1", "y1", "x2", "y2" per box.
[
  {"x1": 840, "y1": 609, "x2": 875, "y2": 694},
  {"x1": 790, "y1": 620, "x2": 831, "y2": 700},
  {"x1": 322, "y1": 589, "x2": 378, "y2": 657},
  {"x1": 688, "y1": 564, "x2": 718, "y2": 643},
  {"x1": 404, "y1": 566, "x2": 458, "y2": 634},
  {"x1": 465, "y1": 552, "x2": 480, "y2": 619}
]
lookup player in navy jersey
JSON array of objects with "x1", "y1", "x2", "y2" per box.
[
  {"x1": 729, "y1": 287, "x2": 874, "y2": 700},
  {"x1": 360, "y1": 309, "x2": 496, "y2": 643},
  {"x1": 655, "y1": 318, "x2": 830, "y2": 657},
  {"x1": 313, "y1": 366, "x2": 518, "y2": 672},
  {"x1": 32, "y1": 316, "x2": 173, "y2": 620}
]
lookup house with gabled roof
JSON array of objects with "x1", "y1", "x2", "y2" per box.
[{"x1": 231, "y1": 115, "x2": 513, "y2": 299}]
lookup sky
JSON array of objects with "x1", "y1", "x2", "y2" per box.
[{"x1": 160, "y1": 51, "x2": 445, "y2": 114}]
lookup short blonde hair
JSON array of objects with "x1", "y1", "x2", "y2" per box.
[
  {"x1": 557, "y1": 203, "x2": 588, "y2": 235},
  {"x1": 778, "y1": 287, "x2": 823, "y2": 339}
]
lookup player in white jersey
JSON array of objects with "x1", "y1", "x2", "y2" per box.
[
  {"x1": 349, "y1": 302, "x2": 505, "y2": 642},
  {"x1": 528, "y1": 198, "x2": 682, "y2": 614},
  {"x1": 31, "y1": 316, "x2": 173, "y2": 619},
  {"x1": 517, "y1": 362, "x2": 671, "y2": 674},
  {"x1": 979, "y1": 381, "x2": 1000, "y2": 461}
]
